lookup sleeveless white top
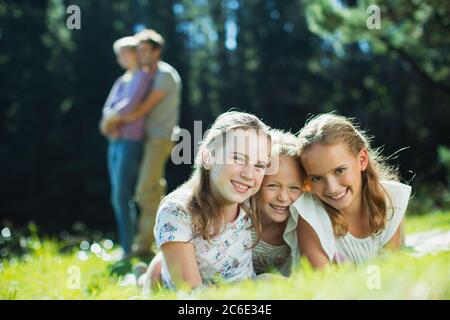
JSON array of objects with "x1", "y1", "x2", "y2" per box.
[{"x1": 288, "y1": 180, "x2": 411, "y2": 265}]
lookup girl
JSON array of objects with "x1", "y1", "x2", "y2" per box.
[
  {"x1": 140, "y1": 129, "x2": 304, "y2": 291},
  {"x1": 153, "y1": 111, "x2": 272, "y2": 289},
  {"x1": 294, "y1": 113, "x2": 411, "y2": 268},
  {"x1": 251, "y1": 129, "x2": 304, "y2": 276}
]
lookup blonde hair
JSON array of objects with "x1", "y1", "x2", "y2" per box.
[
  {"x1": 297, "y1": 113, "x2": 399, "y2": 236},
  {"x1": 113, "y1": 36, "x2": 138, "y2": 55},
  {"x1": 175, "y1": 111, "x2": 271, "y2": 241}
]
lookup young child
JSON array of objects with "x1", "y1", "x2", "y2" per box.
[
  {"x1": 153, "y1": 111, "x2": 272, "y2": 290},
  {"x1": 140, "y1": 129, "x2": 304, "y2": 291},
  {"x1": 294, "y1": 113, "x2": 411, "y2": 268},
  {"x1": 251, "y1": 129, "x2": 303, "y2": 276}
]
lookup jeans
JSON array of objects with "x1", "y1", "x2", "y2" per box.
[{"x1": 107, "y1": 139, "x2": 143, "y2": 255}]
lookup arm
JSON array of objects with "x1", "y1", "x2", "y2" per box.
[
  {"x1": 384, "y1": 219, "x2": 404, "y2": 250},
  {"x1": 101, "y1": 78, "x2": 121, "y2": 117},
  {"x1": 113, "y1": 72, "x2": 152, "y2": 117},
  {"x1": 120, "y1": 71, "x2": 175, "y2": 123},
  {"x1": 121, "y1": 89, "x2": 167, "y2": 123},
  {"x1": 103, "y1": 73, "x2": 153, "y2": 133},
  {"x1": 100, "y1": 78, "x2": 122, "y2": 137},
  {"x1": 161, "y1": 241, "x2": 203, "y2": 289},
  {"x1": 297, "y1": 216, "x2": 330, "y2": 269}
]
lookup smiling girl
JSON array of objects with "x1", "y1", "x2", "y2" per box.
[
  {"x1": 141, "y1": 129, "x2": 303, "y2": 290},
  {"x1": 252, "y1": 129, "x2": 303, "y2": 276},
  {"x1": 153, "y1": 111, "x2": 271, "y2": 289},
  {"x1": 294, "y1": 113, "x2": 411, "y2": 268}
]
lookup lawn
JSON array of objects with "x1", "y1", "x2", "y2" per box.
[{"x1": 1, "y1": 211, "x2": 449, "y2": 300}]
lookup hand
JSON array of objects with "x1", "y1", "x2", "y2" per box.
[
  {"x1": 104, "y1": 113, "x2": 124, "y2": 132},
  {"x1": 99, "y1": 118, "x2": 109, "y2": 137}
]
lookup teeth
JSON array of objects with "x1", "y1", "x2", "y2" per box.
[
  {"x1": 232, "y1": 181, "x2": 250, "y2": 192},
  {"x1": 270, "y1": 204, "x2": 288, "y2": 212},
  {"x1": 329, "y1": 190, "x2": 346, "y2": 200}
]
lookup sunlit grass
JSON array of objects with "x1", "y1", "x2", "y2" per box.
[
  {"x1": 405, "y1": 210, "x2": 450, "y2": 234},
  {"x1": 0, "y1": 212, "x2": 448, "y2": 300}
]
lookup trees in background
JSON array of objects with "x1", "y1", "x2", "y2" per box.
[{"x1": 1, "y1": 0, "x2": 448, "y2": 230}]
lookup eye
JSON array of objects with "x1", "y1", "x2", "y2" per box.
[
  {"x1": 335, "y1": 168, "x2": 346, "y2": 175},
  {"x1": 310, "y1": 176, "x2": 322, "y2": 183},
  {"x1": 255, "y1": 163, "x2": 268, "y2": 170},
  {"x1": 233, "y1": 154, "x2": 245, "y2": 164},
  {"x1": 290, "y1": 186, "x2": 301, "y2": 191}
]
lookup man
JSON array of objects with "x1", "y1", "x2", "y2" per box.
[
  {"x1": 105, "y1": 29, "x2": 182, "y2": 258},
  {"x1": 100, "y1": 36, "x2": 153, "y2": 256}
]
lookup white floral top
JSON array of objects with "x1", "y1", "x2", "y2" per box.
[{"x1": 154, "y1": 188, "x2": 255, "y2": 288}]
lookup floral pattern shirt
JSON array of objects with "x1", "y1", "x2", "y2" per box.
[{"x1": 154, "y1": 190, "x2": 255, "y2": 288}]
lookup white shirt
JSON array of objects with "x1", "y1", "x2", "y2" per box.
[{"x1": 289, "y1": 180, "x2": 412, "y2": 265}]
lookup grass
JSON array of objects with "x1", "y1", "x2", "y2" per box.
[{"x1": 0, "y1": 211, "x2": 449, "y2": 300}]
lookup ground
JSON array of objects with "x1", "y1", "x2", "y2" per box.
[{"x1": 1, "y1": 211, "x2": 449, "y2": 300}]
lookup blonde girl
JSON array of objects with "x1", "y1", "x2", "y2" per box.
[
  {"x1": 141, "y1": 129, "x2": 304, "y2": 290},
  {"x1": 153, "y1": 111, "x2": 271, "y2": 289},
  {"x1": 294, "y1": 113, "x2": 411, "y2": 268},
  {"x1": 251, "y1": 129, "x2": 304, "y2": 276}
]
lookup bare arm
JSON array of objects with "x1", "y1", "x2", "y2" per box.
[
  {"x1": 384, "y1": 219, "x2": 404, "y2": 250},
  {"x1": 161, "y1": 241, "x2": 202, "y2": 289},
  {"x1": 121, "y1": 89, "x2": 167, "y2": 123},
  {"x1": 297, "y1": 216, "x2": 330, "y2": 270}
]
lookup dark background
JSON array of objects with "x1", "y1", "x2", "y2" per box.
[{"x1": 1, "y1": 0, "x2": 449, "y2": 235}]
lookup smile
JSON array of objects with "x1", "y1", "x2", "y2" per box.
[
  {"x1": 231, "y1": 181, "x2": 252, "y2": 193},
  {"x1": 327, "y1": 188, "x2": 348, "y2": 201},
  {"x1": 269, "y1": 204, "x2": 289, "y2": 214}
]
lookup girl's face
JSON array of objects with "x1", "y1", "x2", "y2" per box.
[
  {"x1": 259, "y1": 156, "x2": 303, "y2": 224},
  {"x1": 117, "y1": 47, "x2": 139, "y2": 70},
  {"x1": 300, "y1": 143, "x2": 368, "y2": 214},
  {"x1": 207, "y1": 129, "x2": 271, "y2": 206}
]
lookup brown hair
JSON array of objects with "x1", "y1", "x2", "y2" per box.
[
  {"x1": 297, "y1": 113, "x2": 398, "y2": 236},
  {"x1": 175, "y1": 111, "x2": 272, "y2": 242}
]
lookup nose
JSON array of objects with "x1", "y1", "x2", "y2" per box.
[
  {"x1": 325, "y1": 177, "x2": 340, "y2": 194},
  {"x1": 240, "y1": 164, "x2": 254, "y2": 181},
  {"x1": 277, "y1": 188, "x2": 289, "y2": 203}
]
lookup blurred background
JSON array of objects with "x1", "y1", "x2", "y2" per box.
[{"x1": 1, "y1": 0, "x2": 449, "y2": 239}]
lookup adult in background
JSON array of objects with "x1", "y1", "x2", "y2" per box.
[
  {"x1": 100, "y1": 36, "x2": 153, "y2": 256},
  {"x1": 105, "y1": 29, "x2": 182, "y2": 258}
]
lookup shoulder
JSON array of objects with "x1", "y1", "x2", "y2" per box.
[
  {"x1": 291, "y1": 193, "x2": 335, "y2": 261},
  {"x1": 378, "y1": 180, "x2": 411, "y2": 246},
  {"x1": 291, "y1": 193, "x2": 331, "y2": 225},
  {"x1": 157, "y1": 188, "x2": 192, "y2": 222},
  {"x1": 380, "y1": 180, "x2": 412, "y2": 212},
  {"x1": 157, "y1": 61, "x2": 181, "y2": 79}
]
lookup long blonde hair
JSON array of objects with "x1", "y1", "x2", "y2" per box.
[
  {"x1": 176, "y1": 111, "x2": 272, "y2": 241},
  {"x1": 297, "y1": 113, "x2": 398, "y2": 236}
]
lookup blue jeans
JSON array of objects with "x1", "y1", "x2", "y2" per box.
[{"x1": 107, "y1": 139, "x2": 143, "y2": 255}]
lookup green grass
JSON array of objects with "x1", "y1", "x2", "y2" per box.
[
  {"x1": 404, "y1": 210, "x2": 450, "y2": 234},
  {"x1": 1, "y1": 212, "x2": 449, "y2": 300}
]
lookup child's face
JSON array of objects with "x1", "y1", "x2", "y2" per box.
[
  {"x1": 259, "y1": 156, "x2": 303, "y2": 224},
  {"x1": 207, "y1": 129, "x2": 271, "y2": 206},
  {"x1": 300, "y1": 143, "x2": 368, "y2": 214}
]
